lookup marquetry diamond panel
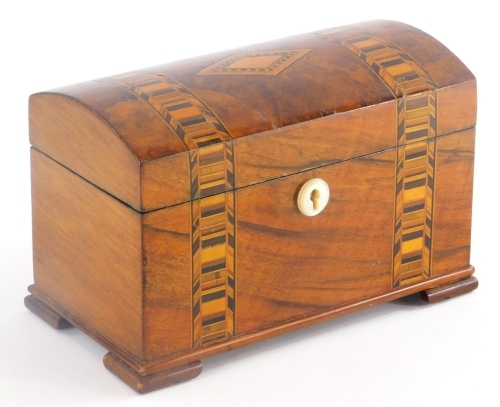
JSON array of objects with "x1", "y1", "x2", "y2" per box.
[{"x1": 197, "y1": 49, "x2": 311, "y2": 75}]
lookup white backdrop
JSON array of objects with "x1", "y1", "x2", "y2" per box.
[{"x1": 1, "y1": 1, "x2": 498, "y2": 406}]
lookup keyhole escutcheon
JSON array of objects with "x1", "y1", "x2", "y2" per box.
[{"x1": 297, "y1": 178, "x2": 330, "y2": 216}]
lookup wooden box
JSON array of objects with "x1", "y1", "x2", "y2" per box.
[{"x1": 25, "y1": 20, "x2": 478, "y2": 393}]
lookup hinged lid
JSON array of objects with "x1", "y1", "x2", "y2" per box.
[{"x1": 29, "y1": 20, "x2": 476, "y2": 212}]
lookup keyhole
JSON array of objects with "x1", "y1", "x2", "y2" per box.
[{"x1": 310, "y1": 189, "x2": 320, "y2": 211}]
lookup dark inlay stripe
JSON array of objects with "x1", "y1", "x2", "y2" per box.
[
  {"x1": 348, "y1": 35, "x2": 370, "y2": 43},
  {"x1": 179, "y1": 87, "x2": 193, "y2": 95},
  {"x1": 192, "y1": 216, "x2": 199, "y2": 233},
  {"x1": 168, "y1": 102, "x2": 193, "y2": 111},
  {"x1": 406, "y1": 129, "x2": 428, "y2": 140},
  {"x1": 402, "y1": 230, "x2": 424, "y2": 241},
  {"x1": 381, "y1": 58, "x2": 405, "y2": 68},
  {"x1": 427, "y1": 174, "x2": 434, "y2": 189},
  {"x1": 191, "y1": 180, "x2": 199, "y2": 199},
  {"x1": 227, "y1": 169, "x2": 235, "y2": 186},
  {"x1": 405, "y1": 149, "x2": 427, "y2": 160},
  {"x1": 202, "y1": 290, "x2": 226, "y2": 303},
  {"x1": 201, "y1": 183, "x2": 226, "y2": 198},
  {"x1": 197, "y1": 139, "x2": 223, "y2": 148},
  {"x1": 202, "y1": 261, "x2": 226, "y2": 275},
  {"x1": 430, "y1": 115, "x2": 437, "y2": 131},
  {"x1": 405, "y1": 178, "x2": 426, "y2": 189},
  {"x1": 173, "y1": 123, "x2": 186, "y2": 138},
  {"x1": 181, "y1": 116, "x2": 207, "y2": 127},
  {"x1": 228, "y1": 296, "x2": 235, "y2": 312},
  {"x1": 395, "y1": 217, "x2": 402, "y2": 230},
  {"x1": 396, "y1": 178, "x2": 404, "y2": 194},
  {"x1": 394, "y1": 240, "x2": 401, "y2": 254},
  {"x1": 192, "y1": 237, "x2": 200, "y2": 256},
  {"x1": 398, "y1": 120, "x2": 405, "y2": 139},
  {"x1": 402, "y1": 254, "x2": 423, "y2": 265},
  {"x1": 425, "y1": 234, "x2": 431, "y2": 249},
  {"x1": 192, "y1": 280, "x2": 200, "y2": 296},
  {"x1": 404, "y1": 202, "x2": 425, "y2": 213},
  {"x1": 201, "y1": 205, "x2": 226, "y2": 218},
  {"x1": 202, "y1": 315, "x2": 226, "y2": 326},
  {"x1": 398, "y1": 52, "x2": 414, "y2": 61},
  {"x1": 397, "y1": 73, "x2": 420, "y2": 81},
  {"x1": 193, "y1": 302, "x2": 200, "y2": 318},
  {"x1": 363, "y1": 44, "x2": 386, "y2": 53},
  {"x1": 212, "y1": 122, "x2": 228, "y2": 133},
  {"x1": 426, "y1": 217, "x2": 433, "y2": 229}
]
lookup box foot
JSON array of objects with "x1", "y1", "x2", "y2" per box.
[
  {"x1": 24, "y1": 294, "x2": 72, "y2": 329},
  {"x1": 103, "y1": 352, "x2": 202, "y2": 394},
  {"x1": 421, "y1": 276, "x2": 478, "y2": 304}
]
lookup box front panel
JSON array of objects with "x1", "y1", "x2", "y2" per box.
[
  {"x1": 235, "y1": 149, "x2": 396, "y2": 334},
  {"x1": 233, "y1": 129, "x2": 474, "y2": 336}
]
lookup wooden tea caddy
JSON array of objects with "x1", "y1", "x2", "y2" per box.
[{"x1": 25, "y1": 20, "x2": 478, "y2": 393}]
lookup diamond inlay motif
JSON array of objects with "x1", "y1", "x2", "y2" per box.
[{"x1": 197, "y1": 49, "x2": 311, "y2": 76}]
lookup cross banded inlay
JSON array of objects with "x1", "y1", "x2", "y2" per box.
[
  {"x1": 112, "y1": 72, "x2": 237, "y2": 347},
  {"x1": 318, "y1": 28, "x2": 439, "y2": 287}
]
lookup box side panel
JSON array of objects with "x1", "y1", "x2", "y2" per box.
[
  {"x1": 142, "y1": 204, "x2": 192, "y2": 360},
  {"x1": 31, "y1": 149, "x2": 144, "y2": 359},
  {"x1": 235, "y1": 149, "x2": 395, "y2": 334},
  {"x1": 29, "y1": 93, "x2": 141, "y2": 210},
  {"x1": 437, "y1": 80, "x2": 477, "y2": 136},
  {"x1": 140, "y1": 154, "x2": 191, "y2": 212},
  {"x1": 432, "y1": 128, "x2": 475, "y2": 274}
]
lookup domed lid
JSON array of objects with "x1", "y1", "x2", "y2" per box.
[{"x1": 29, "y1": 20, "x2": 476, "y2": 212}]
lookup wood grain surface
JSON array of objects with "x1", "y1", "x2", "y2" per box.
[
  {"x1": 29, "y1": 92, "x2": 141, "y2": 209},
  {"x1": 236, "y1": 149, "x2": 395, "y2": 333},
  {"x1": 31, "y1": 148, "x2": 144, "y2": 359},
  {"x1": 142, "y1": 203, "x2": 192, "y2": 359},
  {"x1": 432, "y1": 128, "x2": 475, "y2": 274},
  {"x1": 235, "y1": 101, "x2": 397, "y2": 188},
  {"x1": 436, "y1": 80, "x2": 477, "y2": 137}
]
